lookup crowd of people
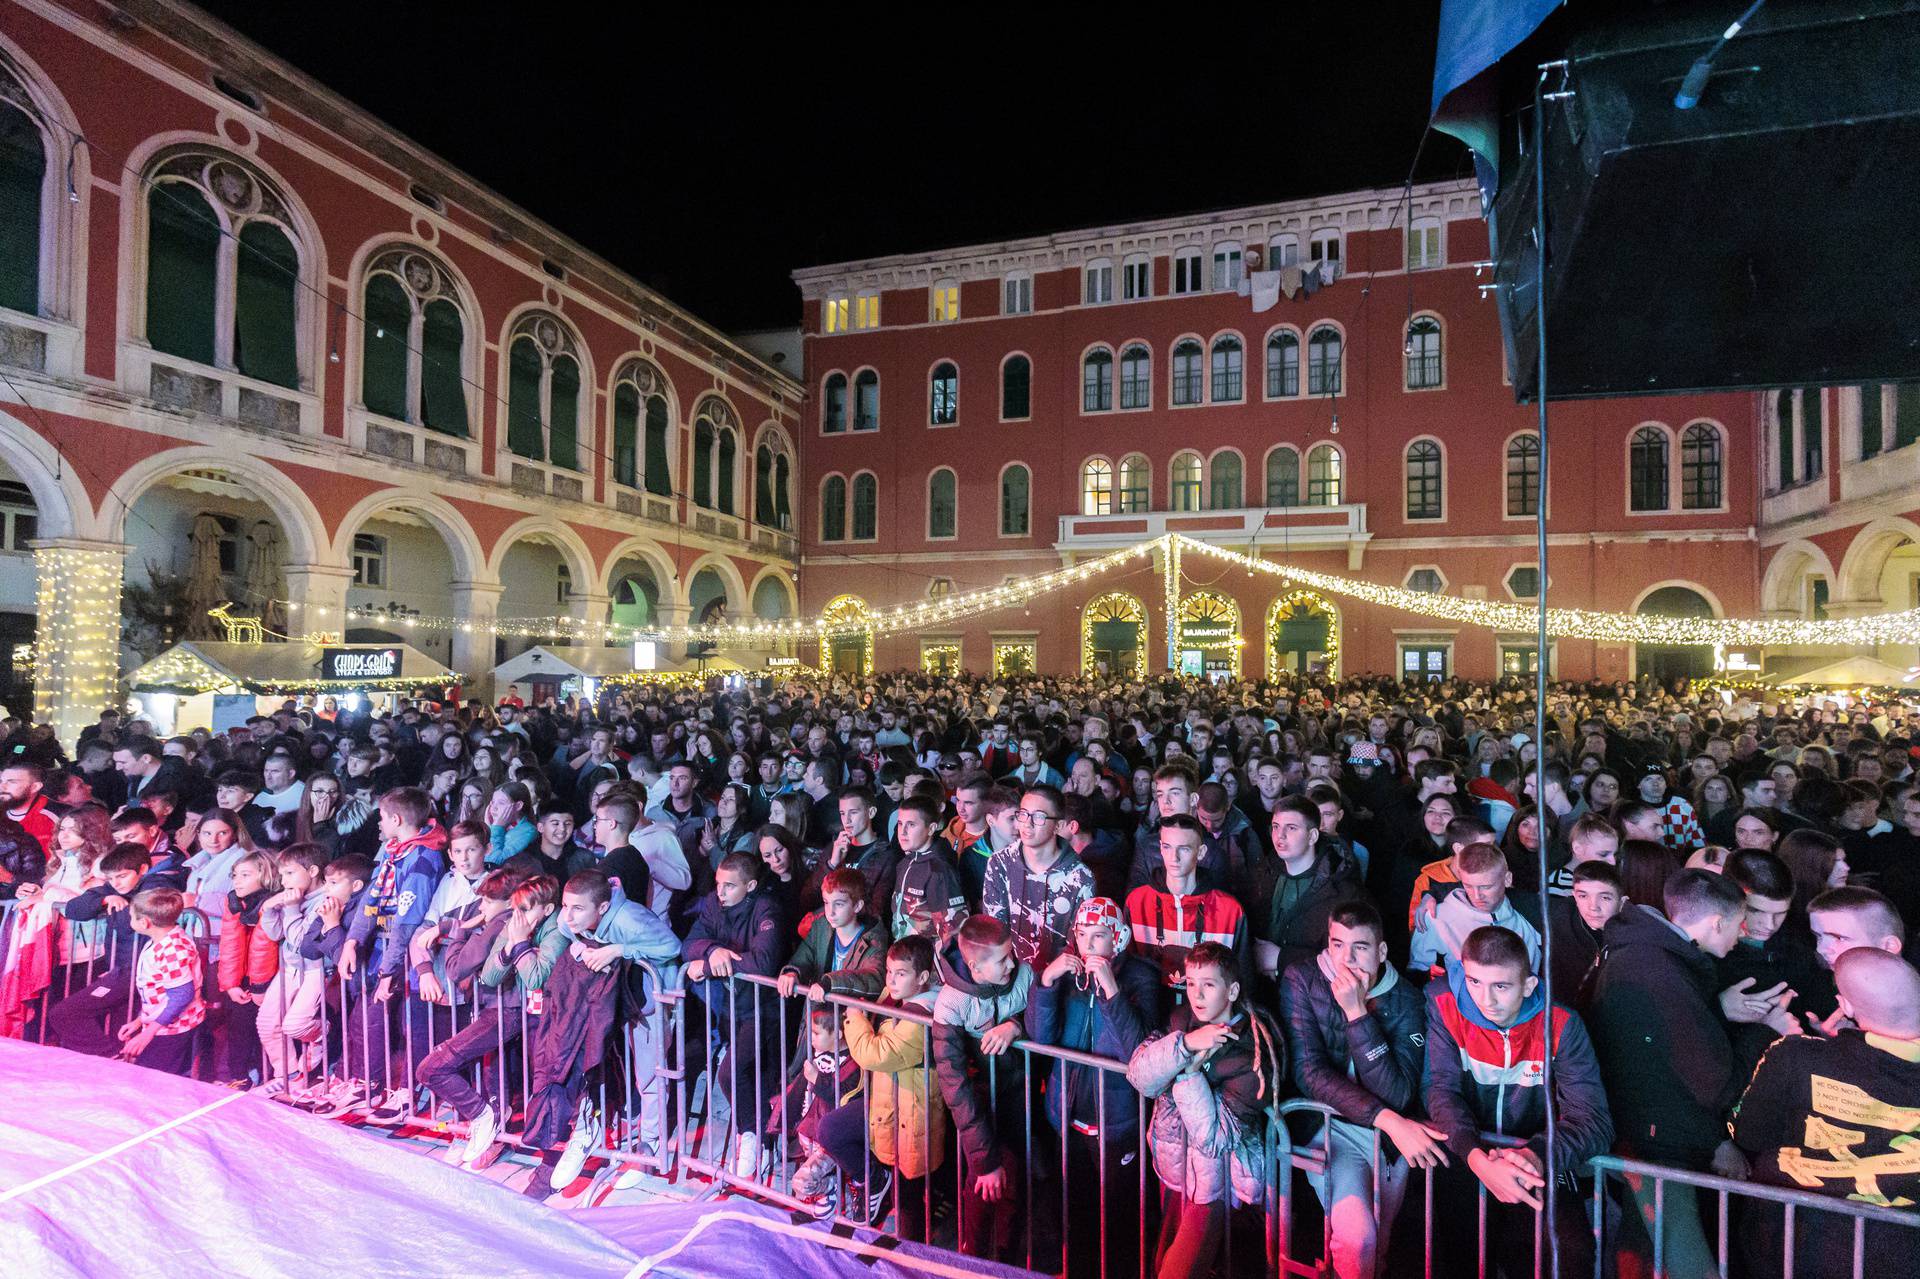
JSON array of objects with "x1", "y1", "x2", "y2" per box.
[{"x1": 0, "y1": 668, "x2": 1916, "y2": 1279}]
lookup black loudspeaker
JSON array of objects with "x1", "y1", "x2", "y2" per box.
[{"x1": 1492, "y1": 1, "x2": 1920, "y2": 400}]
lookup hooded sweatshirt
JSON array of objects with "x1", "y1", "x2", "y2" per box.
[
  {"x1": 1584, "y1": 902, "x2": 1742, "y2": 1164},
  {"x1": 558, "y1": 881, "x2": 681, "y2": 1013},
  {"x1": 980, "y1": 842, "x2": 1096, "y2": 968}
]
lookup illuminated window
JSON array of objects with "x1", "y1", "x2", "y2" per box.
[
  {"x1": 932, "y1": 282, "x2": 959, "y2": 322},
  {"x1": 351, "y1": 533, "x2": 386, "y2": 587},
  {"x1": 930, "y1": 362, "x2": 957, "y2": 425},
  {"x1": 823, "y1": 296, "x2": 849, "y2": 333},
  {"x1": 852, "y1": 370, "x2": 879, "y2": 432},
  {"x1": 853, "y1": 293, "x2": 880, "y2": 329},
  {"x1": 1407, "y1": 218, "x2": 1441, "y2": 270},
  {"x1": 1081, "y1": 458, "x2": 1114, "y2": 515}
]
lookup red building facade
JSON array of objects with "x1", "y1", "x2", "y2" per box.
[{"x1": 793, "y1": 180, "x2": 1768, "y2": 683}]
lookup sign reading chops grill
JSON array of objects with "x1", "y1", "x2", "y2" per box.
[{"x1": 321, "y1": 647, "x2": 401, "y2": 680}]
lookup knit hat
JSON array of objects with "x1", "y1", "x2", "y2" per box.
[{"x1": 1074, "y1": 896, "x2": 1128, "y2": 954}]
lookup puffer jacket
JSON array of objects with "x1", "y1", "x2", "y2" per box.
[
  {"x1": 217, "y1": 888, "x2": 279, "y2": 994},
  {"x1": 930, "y1": 932, "x2": 1036, "y2": 1177},
  {"x1": 1280, "y1": 953, "x2": 1424, "y2": 1125},
  {"x1": 844, "y1": 987, "x2": 947, "y2": 1178},
  {"x1": 261, "y1": 888, "x2": 327, "y2": 981},
  {"x1": 779, "y1": 913, "x2": 886, "y2": 999},
  {"x1": 1125, "y1": 1003, "x2": 1274, "y2": 1206},
  {"x1": 1025, "y1": 949, "x2": 1163, "y2": 1141}
]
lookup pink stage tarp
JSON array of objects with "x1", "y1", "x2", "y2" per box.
[{"x1": 0, "y1": 1039, "x2": 1040, "y2": 1279}]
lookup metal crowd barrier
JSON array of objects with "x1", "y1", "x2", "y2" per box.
[{"x1": 7, "y1": 899, "x2": 1917, "y2": 1279}]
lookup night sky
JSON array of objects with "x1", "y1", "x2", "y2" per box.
[{"x1": 197, "y1": 4, "x2": 1467, "y2": 333}]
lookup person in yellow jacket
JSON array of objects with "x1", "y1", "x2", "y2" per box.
[{"x1": 821, "y1": 933, "x2": 949, "y2": 1236}]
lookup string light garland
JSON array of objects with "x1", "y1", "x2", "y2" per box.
[
  {"x1": 1081, "y1": 592, "x2": 1149, "y2": 679},
  {"x1": 1171, "y1": 535, "x2": 1920, "y2": 647},
  {"x1": 920, "y1": 643, "x2": 961, "y2": 675},
  {"x1": 1266, "y1": 589, "x2": 1341, "y2": 680},
  {"x1": 34, "y1": 545, "x2": 123, "y2": 749}
]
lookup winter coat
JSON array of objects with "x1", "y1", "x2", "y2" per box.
[
  {"x1": 523, "y1": 947, "x2": 620, "y2": 1148},
  {"x1": 0, "y1": 817, "x2": 47, "y2": 899},
  {"x1": 1585, "y1": 903, "x2": 1743, "y2": 1164},
  {"x1": 780, "y1": 914, "x2": 886, "y2": 999},
  {"x1": 980, "y1": 844, "x2": 1096, "y2": 968},
  {"x1": 1125, "y1": 882, "x2": 1248, "y2": 991},
  {"x1": 217, "y1": 888, "x2": 279, "y2": 993},
  {"x1": 348, "y1": 822, "x2": 450, "y2": 978},
  {"x1": 930, "y1": 932, "x2": 1036, "y2": 1177},
  {"x1": 1424, "y1": 964, "x2": 1614, "y2": 1171},
  {"x1": 844, "y1": 988, "x2": 948, "y2": 1178},
  {"x1": 481, "y1": 908, "x2": 567, "y2": 1006},
  {"x1": 884, "y1": 843, "x2": 967, "y2": 943},
  {"x1": 1125, "y1": 1005, "x2": 1272, "y2": 1207},
  {"x1": 1263, "y1": 846, "x2": 1364, "y2": 976},
  {"x1": 261, "y1": 888, "x2": 327, "y2": 982},
  {"x1": 1280, "y1": 954, "x2": 1424, "y2": 1126},
  {"x1": 559, "y1": 882, "x2": 681, "y2": 1014},
  {"x1": 1025, "y1": 950, "x2": 1162, "y2": 1141}
]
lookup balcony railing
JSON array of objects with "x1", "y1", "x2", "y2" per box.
[{"x1": 1057, "y1": 501, "x2": 1369, "y2": 555}]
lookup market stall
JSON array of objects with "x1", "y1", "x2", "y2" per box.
[{"x1": 128, "y1": 640, "x2": 459, "y2": 733}]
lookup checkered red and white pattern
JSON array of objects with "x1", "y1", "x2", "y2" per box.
[{"x1": 136, "y1": 929, "x2": 205, "y2": 1036}]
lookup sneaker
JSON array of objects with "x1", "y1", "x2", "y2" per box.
[
  {"x1": 732, "y1": 1130, "x2": 763, "y2": 1181},
  {"x1": 467, "y1": 1139, "x2": 506, "y2": 1173},
  {"x1": 521, "y1": 1161, "x2": 556, "y2": 1200},
  {"x1": 462, "y1": 1104, "x2": 499, "y2": 1166},
  {"x1": 848, "y1": 1169, "x2": 891, "y2": 1225},
  {"x1": 442, "y1": 1136, "x2": 471, "y2": 1166},
  {"x1": 251, "y1": 1077, "x2": 287, "y2": 1099},
  {"x1": 309, "y1": 1081, "x2": 369, "y2": 1120},
  {"x1": 362, "y1": 1088, "x2": 414, "y2": 1127},
  {"x1": 551, "y1": 1103, "x2": 602, "y2": 1189}
]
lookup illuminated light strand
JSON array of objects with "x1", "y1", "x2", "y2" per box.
[
  {"x1": 1080, "y1": 591, "x2": 1149, "y2": 679},
  {"x1": 34, "y1": 545, "x2": 124, "y2": 749},
  {"x1": 1171, "y1": 535, "x2": 1920, "y2": 647}
]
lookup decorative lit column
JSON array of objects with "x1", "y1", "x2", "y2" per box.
[
  {"x1": 1162, "y1": 536, "x2": 1182, "y2": 670},
  {"x1": 449, "y1": 580, "x2": 503, "y2": 702},
  {"x1": 281, "y1": 563, "x2": 356, "y2": 639},
  {"x1": 32, "y1": 539, "x2": 127, "y2": 751}
]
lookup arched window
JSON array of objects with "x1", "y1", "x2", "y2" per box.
[
  {"x1": 930, "y1": 361, "x2": 957, "y2": 425},
  {"x1": 754, "y1": 445, "x2": 775, "y2": 523},
  {"x1": 1266, "y1": 446, "x2": 1300, "y2": 507},
  {"x1": 1119, "y1": 344, "x2": 1151, "y2": 410},
  {"x1": 1307, "y1": 443, "x2": 1343, "y2": 505},
  {"x1": 1171, "y1": 339, "x2": 1203, "y2": 405},
  {"x1": 1307, "y1": 325, "x2": 1343, "y2": 396},
  {"x1": 0, "y1": 87, "x2": 47, "y2": 315},
  {"x1": 1681, "y1": 422, "x2": 1723, "y2": 509},
  {"x1": 1000, "y1": 465, "x2": 1030, "y2": 535},
  {"x1": 1082, "y1": 348, "x2": 1113, "y2": 412},
  {"x1": 852, "y1": 369, "x2": 879, "y2": 431},
  {"x1": 1081, "y1": 458, "x2": 1114, "y2": 515},
  {"x1": 1405, "y1": 316, "x2": 1442, "y2": 390},
  {"x1": 851, "y1": 472, "x2": 877, "y2": 540},
  {"x1": 691, "y1": 398, "x2": 740, "y2": 511},
  {"x1": 505, "y1": 312, "x2": 581, "y2": 469},
  {"x1": 928, "y1": 468, "x2": 957, "y2": 538},
  {"x1": 1001, "y1": 355, "x2": 1031, "y2": 419},
  {"x1": 1117, "y1": 454, "x2": 1150, "y2": 513},
  {"x1": 752, "y1": 433, "x2": 794, "y2": 528},
  {"x1": 1405, "y1": 439, "x2": 1443, "y2": 520},
  {"x1": 772, "y1": 452, "x2": 791, "y2": 527},
  {"x1": 820, "y1": 476, "x2": 846, "y2": 542},
  {"x1": 1170, "y1": 451, "x2": 1202, "y2": 511},
  {"x1": 144, "y1": 151, "x2": 303, "y2": 388},
  {"x1": 1630, "y1": 426, "x2": 1671, "y2": 511},
  {"x1": 822, "y1": 372, "x2": 848, "y2": 433},
  {"x1": 612, "y1": 360, "x2": 672, "y2": 494},
  {"x1": 1209, "y1": 452, "x2": 1243, "y2": 509},
  {"x1": 1210, "y1": 335, "x2": 1243, "y2": 402},
  {"x1": 1506, "y1": 432, "x2": 1540, "y2": 517},
  {"x1": 1265, "y1": 330, "x2": 1299, "y2": 398},
  {"x1": 360, "y1": 248, "x2": 469, "y2": 435}
]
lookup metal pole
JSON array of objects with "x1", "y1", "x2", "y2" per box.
[{"x1": 1534, "y1": 59, "x2": 1565, "y2": 1279}]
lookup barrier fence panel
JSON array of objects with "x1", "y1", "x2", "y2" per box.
[{"x1": 8, "y1": 904, "x2": 1920, "y2": 1279}]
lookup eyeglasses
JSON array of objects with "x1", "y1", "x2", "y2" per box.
[{"x1": 1015, "y1": 809, "x2": 1060, "y2": 825}]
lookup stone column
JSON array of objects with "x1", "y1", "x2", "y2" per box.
[
  {"x1": 449, "y1": 580, "x2": 503, "y2": 703},
  {"x1": 32, "y1": 539, "x2": 127, "y2": 751},
  {"x1": 280, "y1": 562, "x2": 357, "y2": 640}
]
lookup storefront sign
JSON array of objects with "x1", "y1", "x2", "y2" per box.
[
  {"x1": 321, "y1": 647, "x2": 399, "y2": 680},
  {"x1": 1179, "y1": 624, "x2": 1236, "y2": 644},
  {"x1": 767, "y1": 656, "x2": 800, "y2": 667}
]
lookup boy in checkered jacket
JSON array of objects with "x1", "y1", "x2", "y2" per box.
[{"x1": 116, "y1": 888, "x2": 207, "y2": 1075}]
